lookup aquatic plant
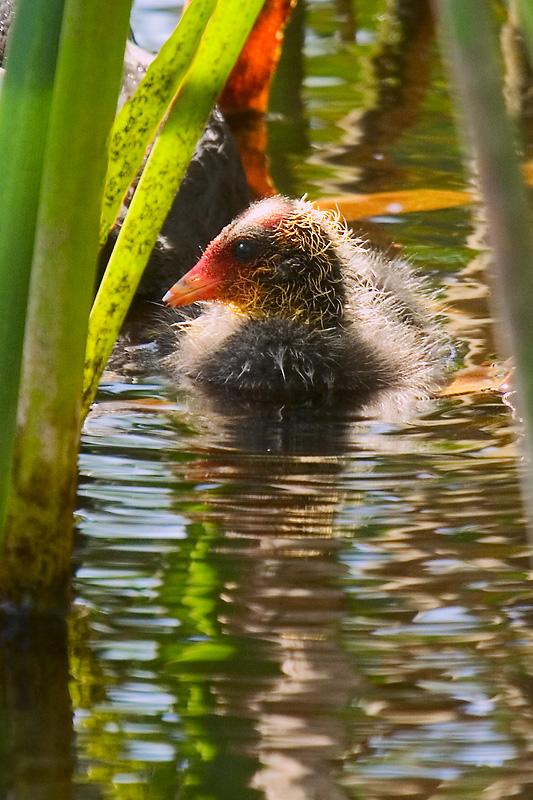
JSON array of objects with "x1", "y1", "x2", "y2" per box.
[
  {"x1": 0, "y1": 0, "x2": 66, "y2": 548},
  {"x1": 0, "y1": 0, "x2": 133, "y2": 610},
  {"x1": 84, "y1": 0, "x2": 264, "y2": 415},
  {"x1": 434, "y1": 0, "x2": 533, "y2": 529},
  {"x1": 0, "y1": 0, "x2": 262, "y2": 610}
]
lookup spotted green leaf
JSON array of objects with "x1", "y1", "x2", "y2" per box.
[
  {"x1": 84, "y1": 0, "x2": 264, "y2": 414},
  {"x1": 100, "y1": 0, "x2": 217, "y2": 244}
]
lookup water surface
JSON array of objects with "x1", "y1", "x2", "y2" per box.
[{"x1": 3, "y1": 3, "x2": 533, "y2": 799}]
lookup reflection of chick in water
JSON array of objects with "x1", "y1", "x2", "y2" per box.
[{"x1": 172, "y1": 405, "x2": 358, "y2": 800}]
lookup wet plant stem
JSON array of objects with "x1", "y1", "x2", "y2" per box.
[
  {"x1": 1, "y1": 0, "x2": 132, "y2": 611},
  {"x1": 0, "y1": 0, "x2": 65, "y2": 533},
  {"x1": 434, "y1": 0, "x2": 533, "y2": 530}
]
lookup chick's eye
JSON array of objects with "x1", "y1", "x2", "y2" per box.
[{"x1": 233, "y1": 239, "x2": 257, "y2": 262}]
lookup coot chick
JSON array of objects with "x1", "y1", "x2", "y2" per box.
[{"x1": 162, "y1": 196, "x2": 450, "y2": 404}]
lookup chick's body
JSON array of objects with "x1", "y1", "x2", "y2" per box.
[{"x1": 163, "y1": 197, "x2": 451, "y2": 405}]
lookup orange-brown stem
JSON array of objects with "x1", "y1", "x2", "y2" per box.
[{"x1": 220, "y1": 0, "x2": 296, "y2": 115}]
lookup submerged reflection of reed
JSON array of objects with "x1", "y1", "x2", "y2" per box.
[{"x1": 0, "y1": 617, "x2": 73, "y2": 800}]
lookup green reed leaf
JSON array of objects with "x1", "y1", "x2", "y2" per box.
[
  {"x1": 100, "y1": 0, "x2": 216, "y2": 245},
  {"x1": 2, "y1": 0, "x2": 132, "y2": 608},
  {"x1": 0, "y1": 0, "x2": 65, "y2": 532},
  {"x1": 83, "y1": 0, "x2": 264, "y2": 416}
]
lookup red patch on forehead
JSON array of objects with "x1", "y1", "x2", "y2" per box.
[{"x1": 236, "y1": 197, "x2": 292, "y2": 230}]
